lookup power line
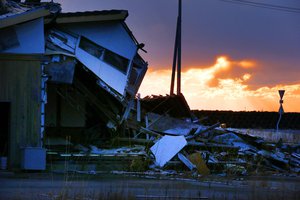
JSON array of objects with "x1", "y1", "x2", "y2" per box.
[
  {"x1": 219, "y1": 0, "x2": 300, "y2": 13},
  {"x1": 221, "y1": 0, "x2": 300, "y2": 11}
]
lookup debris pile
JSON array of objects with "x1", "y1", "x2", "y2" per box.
[
  {"x1": 46, "y1": 94, "x2": 300, "y2": 177},
  {"x1": 142, "y1": 114, "x2": 300, "y2": 176}
]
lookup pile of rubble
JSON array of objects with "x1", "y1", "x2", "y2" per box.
[
  {"x1": 128, "y1": 111, "x2": 300, "y2": 176},
  {"x1": 47, "y1": 105, "x2": 300, "y2": 177}
]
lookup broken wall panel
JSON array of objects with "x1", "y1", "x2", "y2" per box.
[
  {"x1": 46, "y1": 29, "x2": 78, "y2": 54},
  {"x1": 45, "y1": 58, "x2": 76, "y2": 84},
  {"x1": 126, "y1": 54, "x2": 148, "y2": 96}
]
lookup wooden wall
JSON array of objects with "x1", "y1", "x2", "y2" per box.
[{"x1": 0, "y1": 57, "x2": 41, "y2": 169}]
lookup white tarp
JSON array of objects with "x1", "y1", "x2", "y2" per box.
[{"x1": 150, "y1": 135, "x2": 187, "y2": 167}]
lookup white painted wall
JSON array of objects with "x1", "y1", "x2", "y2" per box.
[
  {"x1": 76, "y1": 47, "x2": 127, "y2": 95},
  {"x1": 3, "y1": 18, "x2": 45, "y2": 54},
  {"x1": 63, "y1": 21, "x2": 137, "y2": 60}
]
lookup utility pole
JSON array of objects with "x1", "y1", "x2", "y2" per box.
[
  {"x1": 170, "y1": 0, "x2": 182, "y2": 95},
  {"x1": 276, "y1": 90, "x2": 285, "y2": 131}
]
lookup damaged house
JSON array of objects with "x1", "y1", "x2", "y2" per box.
[
  {"x1": 1, "y1": 1, "x2": 299, "y2": 177},
  {"x1": 0, "y1": 0, "x2": 147, "y2": 170}
]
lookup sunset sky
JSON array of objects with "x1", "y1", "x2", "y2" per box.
[{"x1": 55, "y1": 0, "x2": 300, "y2": 112}]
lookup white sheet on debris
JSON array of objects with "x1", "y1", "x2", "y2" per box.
[{"x1": 150, "y1": 135, "x2": 187, "y2": 167}]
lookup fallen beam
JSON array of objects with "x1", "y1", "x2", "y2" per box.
[
  {"x1": 140, "y1": 127, "x2": 163, "y2": 137},
  {"x1": 185, "y1": 123, "x2": 220, "y2": 140}
]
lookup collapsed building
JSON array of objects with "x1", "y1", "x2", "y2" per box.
[
  {"x1": 0, "y1": 1, "x2": 299, "y2": 177},
  {"x1": 0, "y1": 0, "x2": 147, "y2": 170}
]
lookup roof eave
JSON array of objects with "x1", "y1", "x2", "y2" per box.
[
  {"x1": 49, "y1": 11, "x2": 128, "y2": 24},
  {"x1": 0, "y1": 7, "x2": 51, "y2": 29}
]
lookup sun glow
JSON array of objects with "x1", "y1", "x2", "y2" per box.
[
  {"x1": 215, "y1": 56, "x2": 230, "y2": 70},
  {"x1": 139, "y1": 56, "x2": 300, "y2": 112}
]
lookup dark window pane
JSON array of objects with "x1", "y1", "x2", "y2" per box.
[
  {"x1": 79, "y1": 36, "x2": 104, "y2": 59},
  {"x1": 103, "y1": 49, "x2": 129, "y2": 74},
  {"x1": 79, "y1": 36, "x2": 129, "y2": 74}
]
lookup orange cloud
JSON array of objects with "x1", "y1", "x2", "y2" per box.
[
  {"x1": 139, "y1": 56, "x2": 300, "y2": 112},
  {"x1": 237, "y1": 60, "x2": 255, "y2": 68},
  {"x1": 203, "y1": 56, "x2": 256, "y2": 87}
]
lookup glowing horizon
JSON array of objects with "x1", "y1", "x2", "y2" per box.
[{"x1": 139, "y1": 56, "x2": 300, "y2": 112}]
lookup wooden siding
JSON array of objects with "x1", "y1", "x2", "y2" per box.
[{"x1": 0, "y1": 60, "x2": 41, "y2": 169}]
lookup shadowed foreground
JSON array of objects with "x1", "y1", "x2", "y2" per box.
[{"x1": 0, "y1": 173, "x2": 299, "y2": 200}]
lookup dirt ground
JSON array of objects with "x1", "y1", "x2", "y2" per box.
[{"x1": 0, "y1": 171, "x2": 299, "y2": 200}]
